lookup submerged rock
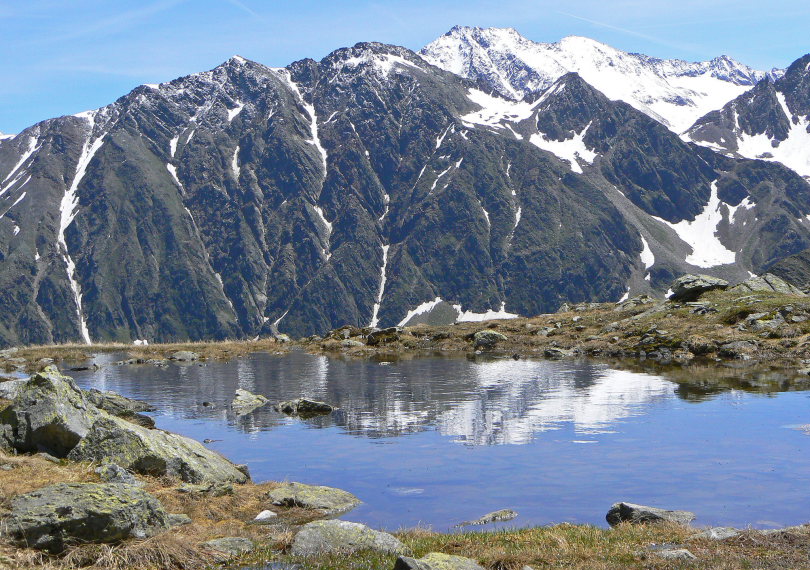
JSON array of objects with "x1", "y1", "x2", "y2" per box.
[
  {"x1": 67, "y1": 415, "x2": 249, "y2": 484},
  {"x1": 0, "y1": 367, "x2": 101, "y2": 456},
  {"x1": 669, "y1": 274, "x2": 729, "y2": 301},
  {"x1": 276, "y1": 398, "x2": 334, "y2": 418},
  {"x1": 4, "y1": 482, "x2": 170, "y2": 553},
  {"x1": 606, "y1": 502, "x2": 695, "y2": 526},
  {"x1": 290, "y1": 520, "x2": 407, "y2": 556},
  {"x1": 395, "y1": 553, "x2": 485, "y2": 570},
  {"x1": 267, "y1": 482, "x2": 360, "y2": 515},
  {"x1": 455, "y1": 508, "x2": 518, "y2": 526},
  {"x1": 231, "y1": 389, "x2": 269, "y2": 416}
]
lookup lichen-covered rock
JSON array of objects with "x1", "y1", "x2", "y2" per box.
[
  {"x1": 669, "y1": 274, "x2": 729, "y2": 301},
  {"x1": 729, "y1": 273, "x2": 805, "y2": 296},
  {"x1": 606, "y1": 502, "x2": 695, "y2": 526},
  {"x1": 95, "y1": 463, "x2": 141, "y2": 486},
  {"x1": 3, "y1": 482, "x2": 171, "y2": 552},
  {"x1": 0, "y1": 367, "x2": 100, "y2": 456},
  {"x1": 0, "y1": 379, "x2": 26, "y2": 400},
  {"x1": 290, "y1": 520, "x2": 407, "y2": 556},
  {"x1": 276, "y1": 399, "x2": 334, "y2": 418},
  {"x1": 67, "y1": 415, "x2": 249, "y2": 484},
  {"x1": 395, "y1": 553, "x2": 485, "y2": 570},
  {"x1": 267, "y1": 482, "x2": 360, "y2": 515},
  {"x1": 455, "y1": 508, "x2": 517, "y2": 526},
  {"x1": 473, "y1": 330, "x2": 507, "y2": 349},
  {"x1": 231, "y1": 389, "x2": 269, "y2": 416},
  {"x1": 202, "y1": 537, "x2": 255, "y2": 557}
]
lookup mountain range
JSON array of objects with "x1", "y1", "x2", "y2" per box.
[{"x1": 0, "y1": 26, "x2": 809, "y2": 346}]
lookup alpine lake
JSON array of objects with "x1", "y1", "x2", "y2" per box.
[{"x1": 64, "y1": 350, "x2": 810, "y2": 533}]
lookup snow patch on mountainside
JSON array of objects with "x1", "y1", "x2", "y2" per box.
[
  {"x1": 529, "y1": 122, "x2": 596, "y2": 173},
  {"x1": 653, "y1": 181, "x2": 737, "y2": 267},
  {"x1": 456, "y1": 302, "x2": 519, "y2": 322},
  {"x1": 370, "y1": 243, "x2": 390, "y2": 328},
  {"x1": 398, "y1": 297, "x2": 443, "y2": 326},
  {"x1": 640, "y1": 235, "x2": 655, "y2": 269},
  {"x1": 733, "y1": 93, "x2": 810, "y2": 177},
  {"x1": 277, "y1": 70, "x2": 328, "y2": 173},
  {"x1": 342, "y1": 52, "x2": 422, "y2": 76},
  {"x1": 461, "y1": 88, "x2": 537, "y2": 130},
  {"x1": 422, "y1": 26, "x2": 776, "y2": 133}
]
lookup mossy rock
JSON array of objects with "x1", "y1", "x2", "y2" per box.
[
  {"x1": 267, "y1": 481, "x2": 360, "y2": 515},
  {"x1": 395, "y1": 552, "x2": 485, "y2": 570},
  {"x1": 4, "y1": 482, "x2": 171, "y2": 553},
  {"x1": 289, "y1": 519, "x2": 407, "y2": 556}
]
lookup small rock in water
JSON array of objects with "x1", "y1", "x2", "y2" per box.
[
  {"x1": 276, "y1": 398, "x2": 334, "y2": 418},
  {"x1": 395, "y1": 552, "x2": 485, "y2": 570},
  {"x1": 455, "y1": 508, "x2": 518, "y2": 527},
  {"x1": 203, "y1": 438, "x2": 221, "y2": 444},
  {"x1": 231, "y1": 388, "x2": 269, "y2": 415},
  {"x1": 253, "y1": 509, "x2": 278, "y2": 524},
  {"x1": 606, "y1": 502, "x2": 695, "y2": 526}
]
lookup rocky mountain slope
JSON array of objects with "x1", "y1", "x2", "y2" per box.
[
  {"x1": 1, "y1": 32, "x2": 809, "y2": 346},
  {"x1": 421, "y1": 26, "x2": 781, "y2": 133},
  {"x1": 686, "y1": 54, "x2": 810, "y2": 179}
]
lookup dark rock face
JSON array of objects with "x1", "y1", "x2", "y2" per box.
[
  {"x1": 2, "y1": 43, "x2": 810, "y2": 345},
  {"x1": 3, "y1": 482, "x2": 171, "y2": 552}
]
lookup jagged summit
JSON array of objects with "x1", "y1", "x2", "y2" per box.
[{"x1": 421, "y1": 26, "x2": 779, "y2": 133}]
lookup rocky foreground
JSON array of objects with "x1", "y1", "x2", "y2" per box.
[{"x1": 2, "y1": 273, "x2": 810, "y2": 568}]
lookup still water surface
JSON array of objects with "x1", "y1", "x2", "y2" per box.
[{"x1": 67, "y1": 351, "x2": 810, "y2": 532}]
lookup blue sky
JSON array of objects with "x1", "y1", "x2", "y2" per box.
[{"x1": 2, "y1": 0, "x2": 809, "y2": 134}]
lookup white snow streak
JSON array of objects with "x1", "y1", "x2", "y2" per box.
[
  {"x1": 169, "y1": 136, "x2": 179, "y2": 158},
  {"x1": 369, "y1": 244, "x2": 390, "y2": 328},
  {"x1": 2, "y1": 136, "x2": 39, "y2": 185},
  {"x1": 59, "y1": 129, "x2": 105, "y2": 345},
  {"x1": 654, "y1": 181, "x2": 736, "y2": 267},
  {"x1": 278, "y1": 71, "x2": 328, "y2": 173},
  {"x1": 232, "y1": 146, "x2": 240, "y2": 179},
  {"x1": 313, "y1": 204, "x2": 333, "y2": 260}
]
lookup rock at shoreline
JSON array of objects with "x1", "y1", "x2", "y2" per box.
[
  {"x1": 203, "y1": 537, "x2": 255, "y2": 557},
  {"x1": 544, "y1": 347, "x2": 573, "y2": 359},
  {"x1": 169, "y1": 351, "x2": 199, "y2": 362},
  {"x1": 0, "y1": 367, "x2": 100, "y2": 456},
  {"x1": 606, "y1": 502, "x2": 695, "y2": 526},
  {"x1": 689, "y1": 527, "x2": 740, "y2": 541},
  {"x1": 290, "y1": 520, "x2": 407, "y2": 556},
  {"x1": 83, "y1": 389, "x2": 155, "y2": 416},
  {"x1": 231, "y1": 389, "x2": 269, "y2": 415},
  {"x1": 67, "y1": 415, "x2": 249, "y2": 484},
  {"x1": 729, "y1": 273, "x2": 805, "y2": 296},
  {"x1": 669, "y1": 274, "x2": 729, "y2": 301},
  {"x1": 367, "y1": 327, "x2": 402, "y2": 346},
  {"x1": 267, "y1": 482, "x2": 361, "y2": 515},
  {"x1": 455, "y1": 508, "x2": 518, "y2": 526},
  {"x1": 276, "y1": 398, "x2": 334, "y2": 418},
  {"x1": 473, "y1": 330, "x2": 507, "y2": 350},
  {"x1": 395, "y1": 553, "x2": 485, "y2": 570},
  {"x1": 4, "y1": 482, "x2": 171, "y2": 553}
]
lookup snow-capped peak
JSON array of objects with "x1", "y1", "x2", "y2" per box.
[
  {"x1": 421, "y1": 26, "x2": 779, "y2": 133},
  {"x1": 0, "y1": 131, "x2": 14, "y2": 141}
]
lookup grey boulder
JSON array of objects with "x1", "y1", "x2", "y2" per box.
[
  {"x1": 169, "y1": 351, "x2": 199, "y2": 362},
  {"x1": 0, "y1": 367, "x2": 100, "y2": 456},
  {"x1": 689, "y1": 527, "x2": 740, "y2": 541},
  {"x1": 395, "y1": 553, "x2": 485, "y2": 570},
  {"x1": 202, "y1": 537, "x2": 255, "y2": 557},
  {"x1": 267, "y1": 481, "x2": 360, "y2": 515},
  {"x1": 290, "y1": 520, "x2": 407, "y2": 556},
  {"x1": 606, "y1": 502, "x2": 695, "y2": 526},
  {"x1": 67, "y1": 415, "x2": 249, "y2": 484},
  {"x1": 473, "y1": 330, "x2": 507, "y2": 350},
  {"x1": 83, "y1": 389, "x2": 155, "y2": 416},
  {"x1": 276, "y1": 398, "x2": 334, "y2": 417},
  {"x1": 3, "y1": 482, "x2": 170, "y2": 553},
  {"x1": 669, "y1": 274, "x2": 729, "y2": 301},
  {"x1": 95, "y1": 463, "x2": 142, "y2": 486},
  {"x1": 729, "y1": 273, "x2": 805, "y2": 296}
]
